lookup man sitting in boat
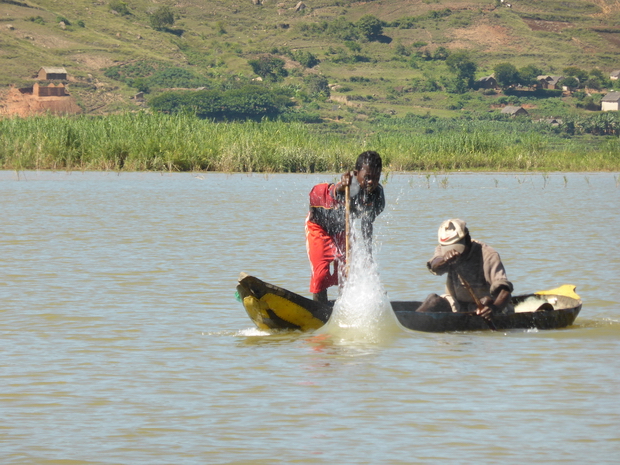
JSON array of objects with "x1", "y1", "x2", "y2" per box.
[
  {"x1": 305, "y1": 150, "x2": 385, "y2": 303},
  {"x1": 417, "y1": 218, "x2": 514, "y2": 317}
]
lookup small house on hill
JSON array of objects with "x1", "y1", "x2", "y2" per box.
[
  {"x1": 537, "y1": 75, "x2": 563, "y2": 90},
  {"x1": 476, "y1": 76, "x2": 497, "y2": 89},
  {"x1": 610, "y1": 70, "x2": 620, "y2": 80},
  {"x1": 37, "y1": 67, "x2": 68, "y2": 81},
  {"x1": 33, "y1": 82, "x2": 66, "y2": 97},
  {"x1": 501, "y1": 106, "x2": 528, "y2": 116},
  {"x1": 601, "y1": 92, "x2": 620, "y2": 111}
]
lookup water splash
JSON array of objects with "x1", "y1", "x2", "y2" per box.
[
  {"x1": 235, "y1": 327, "x2": 272, "y2": 337},
  {"x1": 319, "y1": 222, "x2": 405, "y2": 343}
]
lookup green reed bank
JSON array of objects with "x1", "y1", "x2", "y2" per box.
[{"x1": 1, "y1": 112, "x2": 619, "y2": 172}]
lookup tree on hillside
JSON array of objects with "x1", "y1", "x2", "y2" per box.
[
  {"x1": 149, "y1": 6, "x2": 175, "y2": 31},
  {"x1": 494, "y1": 62, "x2": 519, "y2": 88},
  {"x1": 433, "y1": 46, "x2": 450, "y2": 61},
  {"x1": 588, "y1": 69, "x2": 610, "y2": 89},
  {"x1": 559, "y1": 76, "x2": 579, "y2": 91},
  {"x1": 563, "y1": 67, "x2": 588, "y2": 82},
  {"x1": 446, "y1": 51, "x2": 477, "y2": 91},
  {"x1": 109, "y1": 0, "x2": 131, "y2": 16},
  {"x1": 149, "y1": 86, "x2": 293, "y2": 121},
  {"x1": 326, "y1": 17, "x2": 359, "y2": 41},
  {"x1": 394, "y1": 43, "x2": 409, "y2": 57},
  {"x1": 147, "y1": 68, "x2": 208, "y2": 88},
  {"x1": 589, "y1": 68, "x2": 606, "y2": 81},
  {"x1": 248, "y1": 55, "x2": 288, "y2": 82},
  {"x1": 303, "y1": 74, "x2": 330, "y2": 99},
  {"x1": 132, "y1": 78, "x2": 150, "y2": 94},
  {"x1": 345, "y1": 41, "x2": 362, "y2": 53},
  {"x1": 518, "y1": 64, "x2": 542, "y2": 87},
  {"x1": 584, "y1": 77, "x2": 602, "y2": 90},
  {"x1": 291, "y1": 50, "x2": 319, "y2": 69},
  {"x1": 356, "y1": 15, "x2": 383, "y2": 41}
]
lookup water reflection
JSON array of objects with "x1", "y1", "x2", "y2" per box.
[{"x1": 236, "y1": 330, "x2": 307, "y2": 347}]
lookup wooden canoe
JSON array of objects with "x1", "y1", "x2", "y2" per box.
[{"x1": 236, "y1": 273, "x2": 582, "y2": 333}]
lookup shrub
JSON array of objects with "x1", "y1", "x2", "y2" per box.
[
  {"x1": 109, "y1": 0, "x2": 131, "y2": 16},
  {"x1": 248, "y1": 55, "x2": 288, "y2": 82},
  {"x1": 147, "y1": 68, "x2": 208, "y2": 88},
  {"x1": 292, "y1": 50, "x2": 319, "y2": 68},
  {"x1": 433, "y1": 46, "x2": 450, "y2": 60},
  {"x1": 215, "y1": 21, "x2": 226, "y2": 35},
  {"x1": 344, "y1": 41, "x2": 361, "y2": 52},
  {"x1": 149, "y1": 85, "x2": 294, "y2": 121},
  {"x1": 326, "y1": 17, "x2": 358, "y2": 41},
  {"x1": 27, "y1": 16, "x2": 46, "y2": 25},
  {"x1": 103, "y1": 62, "x2": 157, "y2": 82},
  {"x1": 356, "y1": 15, "x2": 383, "y2": 41},
  {"x1": 279, "y1": 111, "x2": 322, "y2": 123},
  {"x1": 133, "y1": 78, "x2": 150, "y2": 93},
  {"x1": 150, "y1": 6, "x2": 174, "y2": 30},
  {"x1": 584, "y1": 77, "x2": 602, "y2": 90},
  {"x1": 394, "y1": 43, "x2": 409, "y2": 56},
  {"x1": 303, "y1": 74, "x2": 330, "y2": 98}
]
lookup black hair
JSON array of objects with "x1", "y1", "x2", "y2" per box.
[{"x1": 355, "y1": 150, "x2": 382, "y2": 171}]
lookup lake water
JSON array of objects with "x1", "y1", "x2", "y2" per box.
[{"x1": 1, "y1": 170, "x2": 619, "y2": 464}]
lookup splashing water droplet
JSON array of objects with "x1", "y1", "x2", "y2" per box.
[{"x1": 319, "y1": 222, "x2": 405, "y2": 343}]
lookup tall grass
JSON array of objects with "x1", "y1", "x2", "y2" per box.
[
  {"x1": 1, "y1": 113, "x2": 618, "y2": 172},
  {"x1": 0, "y1": 113, "x2": 353, "y2": 172}
]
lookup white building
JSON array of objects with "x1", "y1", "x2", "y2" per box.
[{"x1": 601, "y1": 92, "x2": 620, "y2": 111}]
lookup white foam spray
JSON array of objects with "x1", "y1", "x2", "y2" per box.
[{"x1": 318, "y1": 221, "x2": 405, "y2": 343}]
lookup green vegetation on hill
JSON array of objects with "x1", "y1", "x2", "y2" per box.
[
  {"x1": 1, "y1": 0, "x2": 620, "y2": 173},
  {"x1": 1, "y1": 0, "x2": 619, "y2": 117}
]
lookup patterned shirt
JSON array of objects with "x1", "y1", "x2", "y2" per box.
[{"x1": 308, "y1": 182, "x2": 385, "y2": 239}]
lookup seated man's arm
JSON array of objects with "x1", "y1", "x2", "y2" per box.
[
  {"x1": 478, "y1": 287, "x2": 511, "y2": 318},
  {"x1": 427, "y1": 249, "x2": 461, "y2": 275}
]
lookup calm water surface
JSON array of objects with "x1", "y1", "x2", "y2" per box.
[{"x1": 1, "y1": 171, "x2": 619, "y2": 464}]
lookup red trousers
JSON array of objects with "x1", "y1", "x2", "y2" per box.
[{"x1": 305, "y1": 217, "x2": 345, "y2": 294}]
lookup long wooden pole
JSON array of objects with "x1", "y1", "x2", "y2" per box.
[{"x1": 456, "y1": 271, "x2": 496, "y2": 331}]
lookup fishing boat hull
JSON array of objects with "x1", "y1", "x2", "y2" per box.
[{"x1": 236, "y1": 273, "x2": 582, "y2": 333}]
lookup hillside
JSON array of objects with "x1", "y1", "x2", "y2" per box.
[{"x1": 1, "y1": 0, "x2": 620, "y2": 118}]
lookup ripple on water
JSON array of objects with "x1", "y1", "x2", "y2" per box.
[{"x1": 0, "y1": 171, "x2": 618, "y2": 464}]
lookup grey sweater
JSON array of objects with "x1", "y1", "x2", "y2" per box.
[{"x1": 428, "y1": 240, "x2": 514, "y2": 307}]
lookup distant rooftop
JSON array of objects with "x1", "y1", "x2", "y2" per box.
[
  {"x1": 602, "y1": 91, "x2": 620, "y2": 102},
  {"x1": 39, "y1": 67, "x2": 67, "y2": 74}
]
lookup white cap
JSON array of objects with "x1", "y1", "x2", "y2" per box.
[{"x1": 438, "y1": 219, "x2": 468, "y2": 253}]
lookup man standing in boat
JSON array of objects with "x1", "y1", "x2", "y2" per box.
[
  {"x1": 418, "y1": 218, "x2": 514, "y2": 317},
  {"x1": 305, "y1": 151, "x2": 385, "y2": 303}
]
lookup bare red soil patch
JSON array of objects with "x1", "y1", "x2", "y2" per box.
[
  {"x1": 523, "y1": 19, "x2": 574, "y2": 33},
  {"x1": 1, "y1": 86, "x2": 81, "y2": 117}
]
